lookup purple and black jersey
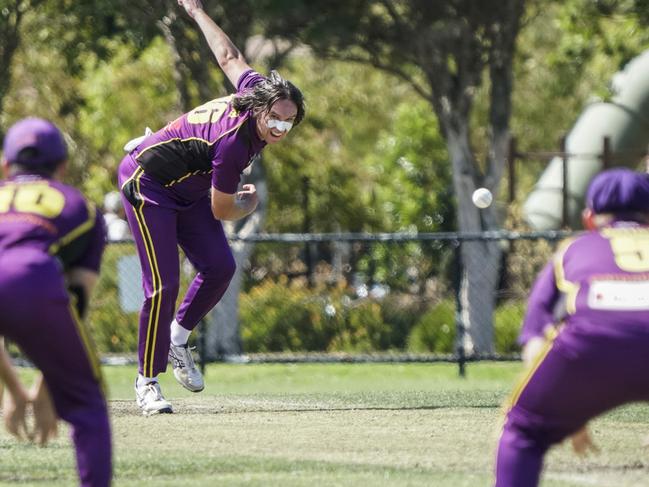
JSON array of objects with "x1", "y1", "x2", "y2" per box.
[
  {"x1": 520, "y1": 221, "x2": 649, "y2": 344},
  {"x1": 126, "y1": 70, "x2": 266, "y2": 203},
  {"x1": 0, "y1": 174, "x2": 105, "y2": 272}
]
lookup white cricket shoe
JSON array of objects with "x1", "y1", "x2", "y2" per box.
[
  {"x1": 135, "y1": 380, "x2": 173, "y2": 416},
  {"x1": 168, "y1": 344, "x2": 204, "y2": 392}
]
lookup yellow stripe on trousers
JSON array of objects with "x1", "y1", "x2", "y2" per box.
[
  {"x1": 506, "y1": 327, "x2": 560, "y2": 411},
  {"x1": 130, "y1": 167, "x2": 164, "y2": 378},
  {"x1": 68, "y1": 301, "x2": 106, "y2": 396}
]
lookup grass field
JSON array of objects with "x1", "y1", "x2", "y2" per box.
[{"x1": 2, "y1": 362, "x2": 649, "y2": 486}]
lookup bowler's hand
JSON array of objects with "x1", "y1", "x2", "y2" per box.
[
  {"x1": 235, "y1": 184, "x2": 259, "y2": 214},
  {"x1": 178, "y1": 0, "x2": 204, "y2": 18}
]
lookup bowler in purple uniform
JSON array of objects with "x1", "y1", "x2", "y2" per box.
[
  {"x1": 0, "y1": 118, "x2": 111, "y2": 487},
  {"x1": 494, "y1": 168, "x2": 649, "y2": 487},
  {"x1": 118, "y1": 0, "x2": 305, "y2": 414}
]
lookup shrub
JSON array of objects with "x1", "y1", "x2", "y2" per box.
[
  {"x1": 379, "y1": 294, "x2": 427, "y2": 349},
  {"x1": 406, "y1": 300, "x2": 456, "y2": 353},
  {"x1": 240, "y1": 277, "x2": 341, "y2": 352},
  {"x1": 327, "y1": 300, "x2": 391, "y2": 352},
  {"x1": 240, "y1": 279, "x2": 427, "y2": 353},
  {"x1": 494, "y1": 301, "x2": 525, "y2": 354}
]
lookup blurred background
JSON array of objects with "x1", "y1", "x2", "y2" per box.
[{"x1": 3, "y1": 0, "x2": 649, "y2": 365}]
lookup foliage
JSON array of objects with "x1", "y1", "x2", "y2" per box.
[
  {"x1": 494, "y1": 301, "x2": 526, "y2": 354},
  {"x1": 77, "y1": 37, "x2": 178, "y2": 201},
  {"x1": 370, "y1": 98, "x2": 454, "y2": 232},
  {"x1": 239, "y1": 277, "x2": 340, "y2": 352},
  {"x1": 406, "y1": 300, "x2": 456, "y2": 354},
  {"x1": 240, "y1": 278, "x2": 435, "y2": 353}
]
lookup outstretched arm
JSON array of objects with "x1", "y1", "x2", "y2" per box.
[{"x1": 178, "y1": 0, "x2": 252, "y2": 87}]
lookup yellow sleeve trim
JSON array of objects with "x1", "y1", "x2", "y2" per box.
[
  {"x1": 49, "y1": 202, "x2": 97, "y2": 256},
  {"x1": 553, "y1": 238, "x2": 580, "y2": 314}
]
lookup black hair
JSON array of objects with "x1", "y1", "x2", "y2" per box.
[{"x1": 232, "y1": 70, "x2": 305, "y2": 125}]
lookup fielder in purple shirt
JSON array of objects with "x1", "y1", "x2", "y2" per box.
[
  {"x1": 494, "y1": 168, "x2": 649, "y2": 487},
  {"x1": 118, "y1": 0, "x2": 305, "y2": 415},
  {"x1": 0, "y1": 118, "x2": 111, "y2": 487}
]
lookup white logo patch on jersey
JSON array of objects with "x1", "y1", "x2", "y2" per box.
[{"x1": 588, "y1": 280, "x2": 649, "y2": 310}]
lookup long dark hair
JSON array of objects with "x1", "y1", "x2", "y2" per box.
[{"x1": 232, "y1": 70, "x2": 305, "y2": 125}]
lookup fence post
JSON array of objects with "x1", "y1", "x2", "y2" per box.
[
  {"x1": 302, "y1": 176, "x2": 314, "y2": 287},
  {"x1": 508, "y1": 136, "x2": 517, "y2": 203},
  {"x1": 602, "y1": 136, "x2": 611, "y2": 169},
  {"x1": 197, "y1": 318, "x2": 207, "y2": 372},
  {"x1": 560, "y1": 135, "x2": 569, "y2": 228},
  {"x1": 453, "y1": 240, "x2": 466, "y2": 378}
]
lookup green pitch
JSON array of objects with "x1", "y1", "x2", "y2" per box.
[{"x1": 2, "y1": 362, "x2": 649, "y2": 486}]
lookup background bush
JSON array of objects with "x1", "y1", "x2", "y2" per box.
[
  {"x1": 405, "y1": 300, "x2": 456, "y2": 354},
  {"x1": 494, "y1": 301, "x2": 525, "y2": 354},
  {"x1": 86, "y1": 245, "x2": 527, "y2": 356}
]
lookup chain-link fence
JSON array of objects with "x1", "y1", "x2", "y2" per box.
[{"x1": 88, "y1": 231, "x2": 572, "y2": 373}]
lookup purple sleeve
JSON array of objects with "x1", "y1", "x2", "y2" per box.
[
  {"x1": 518, "y1": 259, "x2": 560, "y2": 345},
  {"x1": 71, "y1": 208, "x2": 107, "y2": 272},
  {"x1": 236, "y1": 70, "x2": 266, "y2": 92},
  {"x1": 211, "y1": 132, "x2": 243, "y2": 194}
]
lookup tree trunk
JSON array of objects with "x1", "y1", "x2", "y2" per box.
[
  {"x1": 446, "y1": 128, "x2": 501, "y2": 355},
  {"x1": 0, "y1": 1, "x2": 25, "y2": 124}
]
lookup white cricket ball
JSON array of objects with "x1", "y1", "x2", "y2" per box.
[{"x1": 472, "y1": 187, "x2": 493, "y2": 209}]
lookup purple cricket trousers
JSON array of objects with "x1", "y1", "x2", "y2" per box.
[
  {"x1": 495, "y1": 326, "x2": 649, "y2": 487},
  {"x1": 0, "y1": 248, "x2": 111, "y2": 487},
  {"x1": 118, "y1": 155, "x2": 235, "y2": 378}
]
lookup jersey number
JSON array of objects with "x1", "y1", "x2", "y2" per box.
[
  {"x1": 0, "y1": 183, "x2": 65, "y2": 218},
  {"x1": 186, "y1": 96, "x2": 231, "y2": 125},
  {"x1": 608, "y1": 231, "x2": 649, "y2": 272}
]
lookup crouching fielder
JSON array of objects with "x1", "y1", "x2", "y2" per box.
[
  {"x1": 0, "y1": 118, "x2": 111, "y2": 486},
  {"x1": 495, "y1": 168, "x2": 649, "y2": 487}
]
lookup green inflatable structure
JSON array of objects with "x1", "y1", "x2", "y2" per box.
[{"x1": 523, "y1": 50, "x2": 649, "y2": 230}]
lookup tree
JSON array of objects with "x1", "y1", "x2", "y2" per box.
[
  {"x1": 0, "y1": 0, "x2": 48, "y2": 127},
  {"x1": 259, "y1": 0, "x2": 526, "y2": 353}
]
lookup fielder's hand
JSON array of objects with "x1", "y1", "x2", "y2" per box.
[
  {"x1": 30, "y1": 376, "x2": 58, "y2": 446},
  {"x1": 521, "y1": 336, "x2": 546, "y2": 367},
  {"x1": 570, "y1": 426, "x2": 600, "y2": 456},
  {"x1": 2, "y1": 386, "x2": 29, "y2": 441}
]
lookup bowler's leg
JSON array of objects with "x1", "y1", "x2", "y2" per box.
[
  {"x1": 176, "y1": 197, "x2": 236, "y2": 330},
  {"x1": 120, "y1": 162, "x2": 181, "y2": 378}
]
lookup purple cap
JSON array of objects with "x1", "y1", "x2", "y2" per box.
[
  {"x1": 586, "y1": 168, "x2": 649, "y2": 214},
  {"x1": 2, "y1": 117, "x2": 67, "y2": 166}
]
